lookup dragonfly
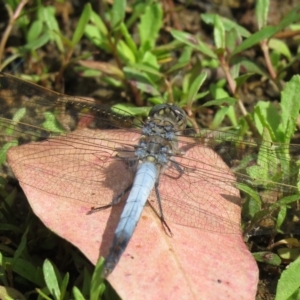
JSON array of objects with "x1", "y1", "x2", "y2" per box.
[{"x1": 0, "y1": 72, "x2": 299, "y2": 277}]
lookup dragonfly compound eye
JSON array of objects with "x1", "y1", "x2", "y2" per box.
[{"x1": 149, "y1": 104, "x2": 187, "y2": 130}]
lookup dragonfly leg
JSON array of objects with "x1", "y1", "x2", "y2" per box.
[
  {"x1": 87, "y1": 157, "x2": 137, "y2": 215},
  {"x1": 171, "y1": 159, "x2": 184, "y2": 176},
  {"x1": 163, "y1": 159, "x2": 185, "y2": 180},
  {"x1": 86, "y1": 184, "x2": 132, "y2": 215},
  {"x1": 149, "y1": 181, "x2": 173, "y2": 237}
]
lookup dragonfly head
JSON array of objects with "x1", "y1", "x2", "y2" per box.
[{"x1": 148, "y1": 104, "x2": 187, "y2": 130}]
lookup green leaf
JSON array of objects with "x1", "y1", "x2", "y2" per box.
[
  {"x1": 0, "y1": 253, "x2": 8, "y2": 286},
  {"x1": 112, "y1": 104, "x2": 150, "y2": 117},
  {"x1": 269, "y1": 38, "x2": 292, "y2": 60},
  {"x1": 213, "y1": 15, "x2": 225, "y2": 50},
  {"x1": 230, "y1": 57, "x2": 267, "y2": 76},
  {"x1": 233, "y1": 4, "x2": 300, "y2": 57},
  {"x1": 43, "y1": 259, "x2": 61, "y2": 300},
  {"x1": 242, "y1": 197, "x2": 261, "y2": 222},
  {"x1": 60, "y1": 272, "x2": 69, "y2": 300},
  {"x1": 148, "y1": 96, "x2": 165, "y2": 105},
  {"x1": 208, "y1": 83, "x2": 237, "y2": 126},
  {"x1": 225, "y1": 105, "x2": 237, "y2": 127},
  {"x1": 178, "y1": 46, "x2": 193, "y2": 64},
  {"x1": 13, "y1": 108, "x2": 26, "y2": 123},
  {"x1": 270, "y1": 51, "x2": 280, "y2": 70},
  {"x1": 276, "y1": 4, "x2": 300, "y2": 32},
  {"x1": 72, "y1": 286, "x2": 86, "y2": 300},
  {"x1": 36, "y1": 288, "x2": 52, "y2": 300},
  {"x1": 131, "y1": 80, "x2": 161, "y2": 96},
  {"x1": 141, "y1": 52, "x2": 160, "y2": 70},
  {"x1": 152, "y1": 40, "x2": 183, "y2": 56},
  {"x1": 138, "y1": 2, "x2": 163, "y2": 52},
  {"x1": 275, "y1": 258, "x2": 300, "y2": 300},
  {"x1": 223, "y1": 19, "x2": 250, "y2": 38},
  {"x1": 123, "y1": 66, "x2": 156, "y2": 84},
  {"x1": 278, "y1": 249, "x2": 300, "y2": 265},
  {"x1": 231, "y1": 26, "x2": 277, "y2": 56},
  {"x1": 253, "y1": 101, "x2": 281, "y2": 141},
  {"x1": 120, "y1": 22, "x2": 137, "y2": 57},
  {"x1": 42, "y1": 112, "x2": 65, "y2": 133},
  {"x1": 72, "y1": 3, "x2": 92, "y2": 45},
  {"x1": 81, "y1": 267, "x2": 92, "y2": 296},
  {"x1": 167, "y1": 60, "x2": 190, "y2": 74},
  {"x1": 235, "y1": 183, "x2": 262, "y2": 206},
  {"x1": 130, "y1": 62, "x2": 162, "y2": 77},
  {"x1": 26, "y1": 19, "x2": 43, "y2": 42},
  {"x1": 117, "y1": 39, "x2": 136, "y2": 63},
  {"x1": 90, "y1": 10, "x2": 108, "y2": 35},
  {"x1": 4, "y1": 257, "x2": 44, "y2": 286},
  {"x1": 19, "y1": 33, "x2": 51, "y2": 53},
  {"x1": 111, "y1": 0, "x2": 126, "y2": 30},
  {"x1": 255, "y1": 0, "x2": 270, "y2": 29},
  {"x1": 210, "y1": 106, "x2": 229, "y2": 129},
  {"x1": 1, "y1": 53, "x2": 22, "y2": 70},
  {"x1": 246, "y1": 128, "x2": 276, "y2": 182},
  {"x1": 201, "y1": 13, "x2": 250, "y2": 37},
  {"x1": 171, "y1": 30, "x2": 217, "y2": 59},
  {"x1": 126, "y1": 1, "x2": 147, "y2": 28},
  {"x1": 84, "y1": 24, "x2": 109, "y2": 51},
  {"x1": 209, "y1": 82, "x2": 229, "y2": 99},
  {"x1": 226, "y1": 27, "x2": 241, "y2": 54},
  {"x1": 276, "y1": 204, "x2": 287, "y2": 231},
  {"x1": 186, "y1": 72, "x2": 207, "y2": 106},
  {"x1": 274, "y1": 194, "x2": 300, "y2": 208},
  {"x1": 39, "y1": 6, "x2": 64, "y2": 53},
  {"x1": 230, "y1": 62, "x2": 240, "y2": 80},
  {"x1": 0, "y1": 286, "x2": 26, "y2": 300},
  {"x1": 13, "y1": 226, "x2": 29, "y2": 265},
  {"x1": 253, "y1": 252, "x2": 281, "y2": 265},
  {"x1": 90, "y1": 257, "x2": 105, "y2": 300},
  {"x1": 279, "y1": 75, "x2": 300, "y2": 143},
  {"x1": 203, "y1": 97, "x2": 237, "y2": 107},
  {"x1": 194, "y1": 91, "x2": 209, "y2": 101},
  {"x1": 235, "y1": 73, "x2": 256, "y2": 89}
]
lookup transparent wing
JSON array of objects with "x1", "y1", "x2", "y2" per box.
[
  {"x1": 0, "y1": 72, "x2": 144, "y2": 144},
  {"x1": 150, "y1": 133, "x2": 300, "y2": 234},
  {"x1": 1, "y1": 72, "x2": 300, "y2": 235}
]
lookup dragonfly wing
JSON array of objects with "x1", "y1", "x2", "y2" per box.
[
  {"x1": 150, "y1": 139, "x2": 241, "y2": 234},
  {"x1": 7, "y1": 128, "x2": 141, "y2": 207}
]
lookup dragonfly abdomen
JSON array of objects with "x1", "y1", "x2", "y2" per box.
[{"x1": 102, "y1": 161, "x2": 158, "y2": 277}]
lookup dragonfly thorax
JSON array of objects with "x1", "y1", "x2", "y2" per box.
[
  {"x1": 135, "y1": 136, "x2": 173, "y2": 165},
  {"x1": 136, "y1": 105, "x2": 185, "y2": 166}
]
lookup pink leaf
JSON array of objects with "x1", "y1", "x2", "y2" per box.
[{"x1": 7, "y1": 128, "x2": 258, "y2": 299}]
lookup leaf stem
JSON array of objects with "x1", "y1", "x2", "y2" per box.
[
  {"x1": 260, "y1": 40, "x2": 277, "y2": 80},
  {"x1": 219, "y1": 53, "x2": 258, "y2": 136},
  {"x1": 0, "y1": 0, "x2": 29, "y2": 70}
]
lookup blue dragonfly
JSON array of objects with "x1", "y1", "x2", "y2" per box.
[{"x1": 0, "y1": 72, "x2": 299, "y2": 277}]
